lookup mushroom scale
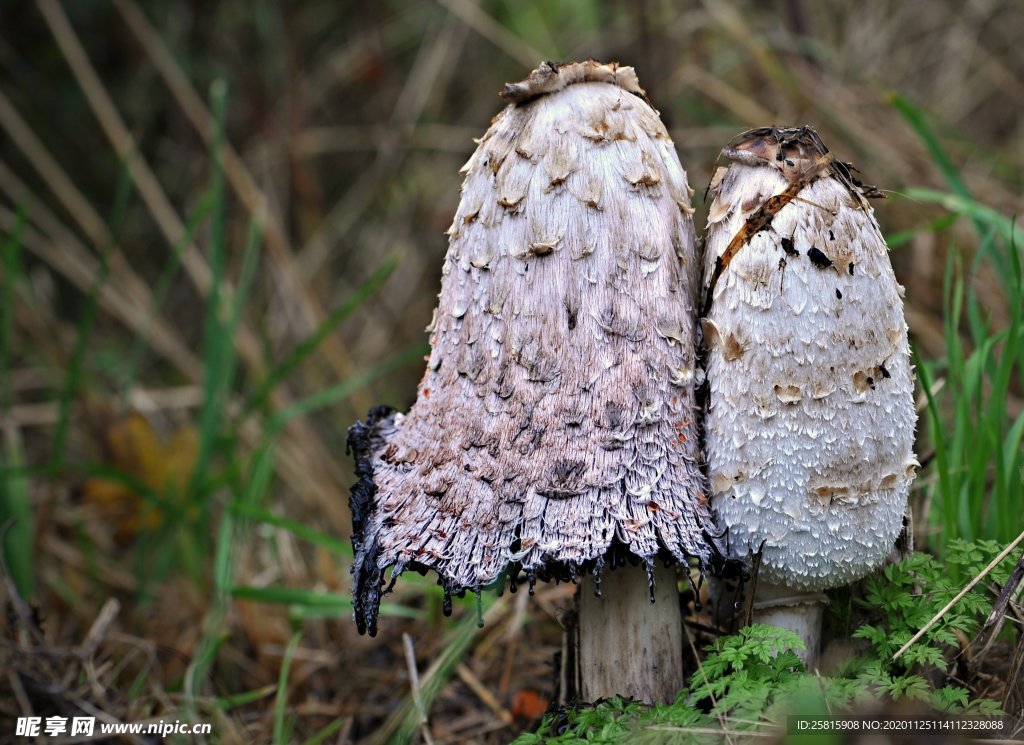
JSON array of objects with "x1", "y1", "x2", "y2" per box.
[
  {"x1": 348, "y1": 61, "x2": 712, "y2": 636},
  {"x1": 702, "y1": 126, "x2": 918, "y2": 592}
]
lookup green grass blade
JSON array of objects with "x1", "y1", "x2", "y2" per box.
[
  {"x1": 914, "y1": 352, "x2": 954, "y2": 547},
  {"x1": 241, "y1": 252, "x2": 399, "y2": 420},
  {"x1": 212, "y1": 505, "x2": 234, "y2": 596},
  {"x1": 905, "y1": 188, "x2": 1024, "y2": 254},
  {"x1": 274, "y1": 631, "x2": 302, "y2": 745},
  {"x1": 229, "y1": 217, "x2": 264, "y2": 332},
  {"x1": 231, "y1": 585, "x2": 351, "y2": 609},
  {"x1": 300, "y1": 718, "x2": 345, "y2": 745},
  {"x1": 127, "y1": 667, "x2": 148, "y2": 701},
  {"x1": 239, "y1": 444, "x2": 277, "y2": 510},
  {"x1": 230, "y1": 502, "x2": 352, "y2": 556},
  {"x1": 289, "y1": 602, "x2": 423, "y2": 621},
  {"x1": 965, "y1": 227, "x2": 999, "y2": 347},
  {"x1": 0, "y1": 205, "x2": 24, "y2": 412},
  {"x1": 886, "y1": 214, "x2": 957, "y2": 249},
  {"x1": 184, "y1": 629, "x2": 229, "y2": 698},
  {"x1": 0, "y1": 435, "x2": 32, "y2": 599},
  {"x1": 1003, "y1": 410, "x2": 1024, "y2": 521},
  {"x1": 215, "y1": 684, "x2": 277, "y2": 710},
  {"x1": 221, "y1": 216, "x2": 263, "y2": 398},
  {"x1": 185, "y1": 446, "x2": 275, "y2": 711},
  {"x1": 0, "y1": 208, "x2": 32, "y2": 598},
  {"x1": 268, "y1": 341, "x2": 427, "y2": 434},
  {"x1": 118, "y1": 190, "x2": 213, "y2": 394},
  {"x1": 51, "y1": 164, "x2": 133, "y2": 466},
  {"x1": 187, "y1": 78, "x2": 230, "y2": 501},
  {"x1": 890, "y1": 95, "x2": 972, "y2": 204},
  {"x1": 230, "y1": 584, "x2": 422, "y2": 620}
]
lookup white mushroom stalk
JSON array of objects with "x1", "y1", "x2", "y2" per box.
[
  {"x1": 348, "y1": 60, "x2": 712, "y2": 702},
  {"x1": 701, "y1": 126, "x2": 917, "y2": 667}
]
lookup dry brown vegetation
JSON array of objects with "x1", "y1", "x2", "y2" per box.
[{"x1": 0, "y1": 1, "x2": 1022, "y2": 742}]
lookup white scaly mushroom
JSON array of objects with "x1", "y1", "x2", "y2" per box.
[
  {"x1": 348, "y1": 61, "x2": 712, "y2": 703},
  {"x1": 701, "y1": 126, "x2": 918, "y2": 667}
]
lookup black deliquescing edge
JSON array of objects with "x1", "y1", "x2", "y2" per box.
[
  {"x1": 346, "y1": 404, "x2": 397, "y2": 637},
  {"x1": 346, "y1": 405, "x2": 733, "y2": 636}
]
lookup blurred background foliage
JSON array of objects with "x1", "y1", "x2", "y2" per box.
[{"x1": 0, "y1": 0, "x2": 1022, "y2": 742}]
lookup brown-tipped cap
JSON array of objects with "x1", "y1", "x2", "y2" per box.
[
  {"x1": 719, "y1": 125, "x2": 883, "y2": 200},
  {"x1": 500, "y1": 59, "x2": 646, "y2": 104}
]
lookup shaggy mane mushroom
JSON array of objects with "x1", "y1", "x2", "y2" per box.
[
  {"x1": 702, "y1": 126, "x2": 917, "y2": 666},
  {"x1": 348, "y1": 60, "x2": 714, "y2": 703}
]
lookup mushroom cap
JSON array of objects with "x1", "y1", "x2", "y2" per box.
[
  {"x1": 349, "y1": 61, "x2": 711, "y2": 635},
  {"x1": 702, "y1": 126, "x2": 917, "y2": 592}
]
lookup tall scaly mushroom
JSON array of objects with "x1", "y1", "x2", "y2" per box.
[
  {"x1": 348, "y1": 61, "x2": 711, "y2": 703},
  {"x1": 701, "y1": 126, "x2": 917, "y2": 666}
]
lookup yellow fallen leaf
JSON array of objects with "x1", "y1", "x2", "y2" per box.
[{"x1": 80, "y1": 409, "x2": 199, "y2": 542}]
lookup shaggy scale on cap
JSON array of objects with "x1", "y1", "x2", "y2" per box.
[
  {"x1": 702, "y1": 126, "x2": 918, "y2": 592},
  {"x1": 348, "y1": 61, "x2": 712, "y2": 636}
]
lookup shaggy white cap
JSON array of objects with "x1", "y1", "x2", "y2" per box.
[{"x1": 703, "y1": 127, "x2": 917, "y2": 591}]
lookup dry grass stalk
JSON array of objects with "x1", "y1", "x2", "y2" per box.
[
  {"x1": 893, "y1": 527, "x2": 1024, "y2": 662},
  {"x1": 112, "y1": 0, "x2": 373, "y2": 413},
  {"x1": 0, "y1": 158, "x2": 203, "y2": 380}
]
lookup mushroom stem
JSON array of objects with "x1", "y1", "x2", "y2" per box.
[
  {"x1": 752, "y1": 582, "x2": 828, "y2": 670},
  {"x1": 575, "y1": 563, "x2": 684, "y2": 703}
]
